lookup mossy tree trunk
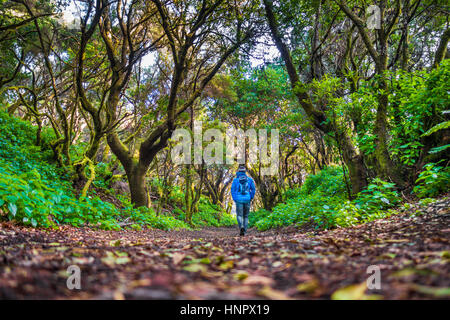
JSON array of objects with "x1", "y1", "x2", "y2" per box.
[
  {"x1": 264, "y1": 0, "x2": 368, "y2": 196},
  {"x1": 335, "y1": 0, "x2": 404, "y2": 186}
]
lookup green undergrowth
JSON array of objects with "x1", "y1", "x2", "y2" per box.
[
  {"x1": 0, "y1": 111, "x2": 231, "y2": 230},
  {"x1": 175, "y1": 200, "x2": 236, "y2": 228},
  {"x1": 250, "y1": 165, "x2": 446, "y2": 231}
]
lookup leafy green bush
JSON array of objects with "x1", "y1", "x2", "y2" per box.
[
  {"x1": 92, "y1": 162, "x2": 113, "y2": 189},
  {"x1": 123, "y1": 206, "x2": 190, "y2": 230},
  {"x1": 354, "y1": 178, "x2": 401, "y2": 212},
  {"x1": 250, "y1": 166, "x2": 348, "y2": 230},
  {"x1": 299, "y1": 166, "x2": 348, "y2": 198},
  {"x1": 282, "y1": 187, "x2": 302, "y2": 200},
  {"x1": 388, "y1": 62, "x2": 449, "y2": 166},
  {"x1": 196, "y1": 200, "x2": 236, "y2": 227},
  {"x1": 249, "y1": 208, "x2": 271, "y2": 227},
  {"x1": 333, "y1": 201, "x2": 361, "y2": 227},
  {"x1": 250, "y1": 168, "x2": 403, "y2": 231},
  {"x1": 174, "y1": 198, "x2": 236, "y2": 227},
  {"x1": 413, "y1": 161, "x2": 450, "y2": 198},
  {"x1": 166, "y1": 185, "x2": 185, "y2": 208},
  {"x1": 0, "y1": 158, "x2": 125, "y2": 229}
]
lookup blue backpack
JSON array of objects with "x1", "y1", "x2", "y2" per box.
[{"x1": 238, "y1": 174, "x2": 249, "y2": 195}]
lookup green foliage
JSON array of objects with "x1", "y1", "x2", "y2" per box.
[
  {"x1": 92, "y1": 162, "x2": 113, "y2": 189},
  {"x1": 428, "y1": 144, "x2": 450, "y2": 154},
  {"x1": 248, "y1": 208, "x2": 271, "y2": 227},
  {"x1": 299, "y1": 166, "x2": 348, "y2": 198},
  {"x1": 174, "y1": 198, "x2": 236, "y2": 227},
  {"x1": 388, "y1": 62, "x2": 449, "y2": 166},
  {"x1": 333, "y1": 201, "x2": 360, "y2": 228},
  {"x1": 209, "y1": 65, "x2": 295, "y2": 123},
  {"x1": 413, "y1": 161, "x2": 450, "y2": 198},
  {"x1": 421, "y1": 120, "x2": 450, "y2": 137},
  {"x1": 328, "y1": 61, "x2": 450, "y2": 168},
  {"x1": 250, "y1": 167, "x2": 349, "y2": 230},
  {"x1": 282, "y1": 187, "x2": 302, "y2": 200},
  {"x1": 165, "y1": 185, "x2": 185, "y2": 207},
  {"x1": 120, "y1": 204, "x2": 190, "y2": 231},
  {"x1": 0, "y1": 161, "x2": 115, "y2": 228},
  {"x1": 0, "y1": 111, "x2": 193, "y2": 231},
  {"x1": 354, "y1": 178, "x2": 401, "y2": 212},
  {"x1": 250, "y1": 167, "x2": 402, "y2": 231},
  {"x1": 421, "y1": 110, "x2": 450, "y2": 155}
]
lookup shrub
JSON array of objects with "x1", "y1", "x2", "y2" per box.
[
  {"x1": 174, "y1": 198, "x2": 236, "y2": 227},
  {"x1": 282, "y1": 187, "x2": 302, "y2": 200},
  {"x1": 300, "y1": 166, "x2": 348, "y2": 198},
  {"x1": 125, "y1": 206, "x2": 190, "y2": 230},
  {"x1": 333, "y1": 201, "x2": 361, "y2": 227},
  {"x1": 354, "y1": 178, "x2": 401, "y2": 212},
  {"x1": 251, "y1": 166, "x2": 348, "y2": 230},
  {"x1": 250, "y1": 168, "x2": 404, "y2": 231},
  {"x1": 92, "y1": 162, "x2": 113, "y2": 189},
  {"x1": 413, "y1": 161, "x2": 450, "y2": 198},
  {"x1": 249, "y1": 209, "x2": 271, "y2": 227}
]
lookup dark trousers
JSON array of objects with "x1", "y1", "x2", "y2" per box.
[{"x1": 236, "y1": 202, "x2": 250, "y2": 231}]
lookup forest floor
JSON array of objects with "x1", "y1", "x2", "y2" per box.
[{"x1": 0, "y1": 198, "x2": 449, "y2": 300}]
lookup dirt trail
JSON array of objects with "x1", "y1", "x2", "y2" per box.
[{"x1": 0, "y1": 198, "x2": 449, "y2": 300}]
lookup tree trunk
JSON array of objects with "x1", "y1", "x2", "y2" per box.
[
  {"x1": 432, "y1": 28, "x2": 450, "y2": 69},
  {"x1": 127, "y1": 164, "x2": 149, "y2": 208},
  {"x1": 374, "y1": 74, "x2": 404, "y2": 186},
  {"x1": 335, "y1": 127, "x2": 367, "y2": 196},
  {"x1": 36, "y1": 119, "x2": 42, "y2": 146},
  {"x1": 184, "y1": 165, "x2": 193, "y2": 224},
  {"x1": 345, "y1": 154, "x2": 367, "y2": 196}
]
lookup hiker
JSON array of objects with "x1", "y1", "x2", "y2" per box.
[{"x1": 231, "y1": 164, "x2": 256, "y2": 236}]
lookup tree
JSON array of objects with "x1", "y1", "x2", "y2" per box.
[
  {"x1": 263, "y1": 0, "x2": 367, "y2": 196},
  {"x1": 99, "y1": 0, "x2": 258, "y2": 207}
]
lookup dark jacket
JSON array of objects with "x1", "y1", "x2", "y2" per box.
[{"x1": 231, "y1": 171, "x2": 256, "y2": 203}]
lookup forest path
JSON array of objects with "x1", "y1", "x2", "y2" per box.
[{"x1": 0, "y1": 198, "x2": 449, "y2": 300}]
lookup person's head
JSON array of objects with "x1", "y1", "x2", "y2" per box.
[{"x1": 238, "y1": 164, "x2": 246, "y2": 173}]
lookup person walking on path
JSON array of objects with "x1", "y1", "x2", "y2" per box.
[{"x1": 231, "y1": 164, "x2": 256, "y2": 236}]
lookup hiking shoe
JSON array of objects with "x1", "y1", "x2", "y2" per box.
[{"x1": 240, "y1": 228, "x2": 245, "y2": 236}]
